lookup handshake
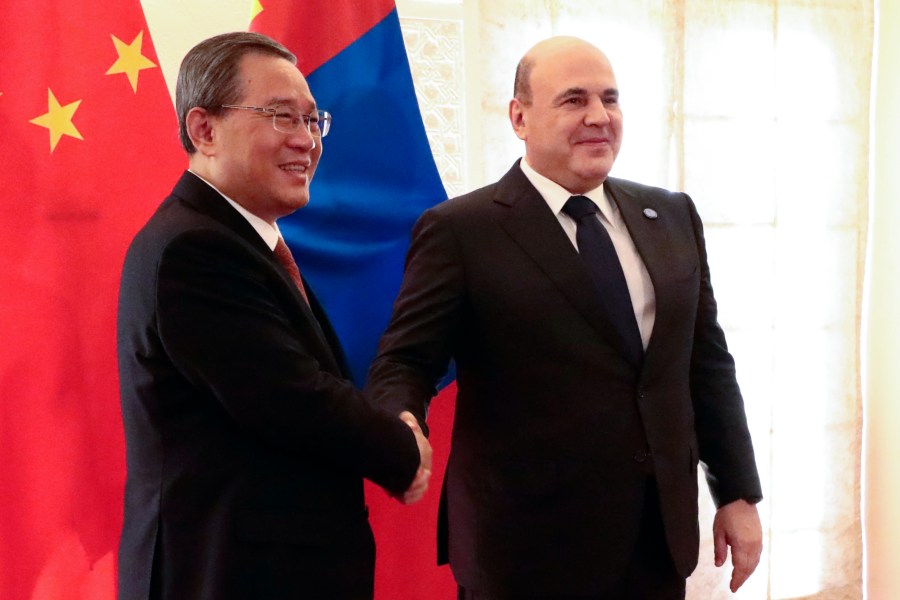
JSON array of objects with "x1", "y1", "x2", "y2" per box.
[{"x1": 393, "y1": 411, "x2": 433, "y2": 505}]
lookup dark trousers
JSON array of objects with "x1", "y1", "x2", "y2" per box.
[{"x1": 457, "y1": 479, "x2": 686, "y2": 600}]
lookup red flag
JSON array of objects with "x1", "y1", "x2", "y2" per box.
[
  {"x1": 250, "y1": 0, "x2": 396, "y2": 76},
  {"x1": 365, "y1": 386, "x2": 457, "y2": 599},
  {"x1": 0, "y1": 1, "x2": 184, "y2": 597}
]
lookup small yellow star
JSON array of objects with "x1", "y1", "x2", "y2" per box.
[
  {"x1": 251, "y1": 0, "x2": 264, "y2": 22},
  {"x1": 29, "y1": 88, "x2": 83, "y2": 153},
  {"x1": 105, "y1": 31, "x2": 157, "y2": 93}
]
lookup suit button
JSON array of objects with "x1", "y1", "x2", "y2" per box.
[{"x1": 633, "y1": 451, "x2": 650, "y2": 463}]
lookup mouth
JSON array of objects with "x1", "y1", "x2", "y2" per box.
[
  {"x1": 279, "y1": 162, "x2": 309, "y2": 173},
  {"x1": 576, "y1": 136, "x2": 611, "y2": 146},
  {"x1": 278, "y1": 162, "x2": 313, "y2": 184},
  {"x1": 574, "y1": 137, "x2": 616, "y2": 156}
]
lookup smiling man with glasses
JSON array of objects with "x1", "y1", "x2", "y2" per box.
[{"x1": 116, "y1": 31, "x2": 431, "y2": 600}]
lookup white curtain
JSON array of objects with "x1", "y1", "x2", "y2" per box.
[{"x1": 864, "y1": 1, "x2": 900, "y2": 599}]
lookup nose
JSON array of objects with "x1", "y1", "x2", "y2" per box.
[
  {"x1": 584, "y1": 97, "x2": 611, "y2": 126},
  {"x1": 286, "y1": 124, "x2": 317, "y2": 151}
]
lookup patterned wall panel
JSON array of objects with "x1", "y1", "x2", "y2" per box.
[{"x1": 399, "y1": 17, "x2": 466, "y2": 197}]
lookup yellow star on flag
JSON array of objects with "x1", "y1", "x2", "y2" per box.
[
  {"x1": 105, "y1": 31, "x2": 156, "y2": 93},
  {"x1": 29, "y1": 88, "x2": 83, "y2": 153},
  {"x1": 251, "y1": 0, "x2": 264, "y2": 21}
]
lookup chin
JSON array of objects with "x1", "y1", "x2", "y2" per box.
[
  {"x1": 274, "y1": 194, "x2": 310, "y2": 217},
  {"x1": 572, "y1": 154, "x2": 612, "y2": 170},
  {"x1": 573, "y1": 170, "x2": 611, "y2": 188}
]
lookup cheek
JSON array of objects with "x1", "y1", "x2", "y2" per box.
[
  {"x1": 612, "y1": 115, "x2": 624, "y2": 136},
  {"x1": 309, "y1": 145, "x2": 322, "y2": 177}
]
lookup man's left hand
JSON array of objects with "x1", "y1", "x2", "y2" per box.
[{"x1": 713, "y1": 498, "x2": 762, "y2": 592}]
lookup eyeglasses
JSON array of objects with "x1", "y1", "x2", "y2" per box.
[{"x1": 220, "y1": 105, "x2": 332, "y2": 137}]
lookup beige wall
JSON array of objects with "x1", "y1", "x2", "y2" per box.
[
  {"x1": 864, "y1": 0, "x2": 900, "y2": 598},
  {"x1": 141, "y1": 0, "x2": 251, "y2": 99}
]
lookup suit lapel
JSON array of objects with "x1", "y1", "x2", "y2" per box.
[
  {"x1": 305, "y1": 286, "x2": 353, "y2": 377},
  {"x1": 494, "y1": 164, "x2": 641, "y2": 367},
  {"x1": 607, "y1": 178, "x2": 686, "y2": 365},
  {"x1": 172, "y1": 172, "x2": 345, "y2": 374}
]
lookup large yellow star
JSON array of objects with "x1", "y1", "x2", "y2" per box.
[
  {"x1": 251, "y1": 0, "x2": 264, "y2": 22},
  {"x1": 105, "y1": 31, "x2": 156, "y2": 93},
  {"x1": 29, "y1": 88, "x2": 83, "y2": 153}
]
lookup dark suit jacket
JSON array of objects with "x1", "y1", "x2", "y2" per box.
[
  {"x1": 117, "y1": 171, "x2": 420, "y2": 599},
  {"x1": 366, "y1": 161, "x2": 762, "y2": 596}
]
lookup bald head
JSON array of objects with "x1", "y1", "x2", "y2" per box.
[
  {"x1": 513, "y1": 36, "x2": 612, "y2": 105},
  {"x1": 508, "y1": 35, "x2": 622, "y2": 193}
]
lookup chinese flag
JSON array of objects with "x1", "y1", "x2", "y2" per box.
[{"x1": 0, "y1": 1, "x2": 184, "y2": 598}]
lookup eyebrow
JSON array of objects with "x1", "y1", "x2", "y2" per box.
[
  {"x1": 262, "y1": 96, "x2": 317, "y2": 111},
  {"x1": 554, "y1": 87, "x2": 587, "y2": 102},
  {"x1": 553, "y1": 86, "x2": 620, "y2": 103}
]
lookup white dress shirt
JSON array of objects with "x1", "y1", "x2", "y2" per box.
[
  {"x1": 519, "y1": 159, "x2": 656, "y2": 349},
  {"x1": 188, "y1": 170, "x2": 281, "y2": 251}
]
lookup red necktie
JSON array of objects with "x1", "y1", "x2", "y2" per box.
[{"x1": 273, "y1": 236, "x2": 309, "y2": 304}]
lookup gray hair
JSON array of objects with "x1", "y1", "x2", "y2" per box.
[{"x1": 175, "y1": 31, "x2": 296, "y2": 153}]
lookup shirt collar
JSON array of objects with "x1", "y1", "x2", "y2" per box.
[
  {"x1": 519, "y1": 157, "x2": 617, "y2": 224},
  {"x1": 188, "y1": 170, "x2": 281, "y2": 250}
]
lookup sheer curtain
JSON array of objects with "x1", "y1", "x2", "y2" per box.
[
  {"x1": 399, "y1": 1, "x2": 874, "y2": 597},
  {"x1": 864, "y1": 2, "x2": 900, "y2": 599}
]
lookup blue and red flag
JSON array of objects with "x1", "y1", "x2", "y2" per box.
[
  {"x1": 252, "y1": 0, "x2": 447, "y2": 384},
  {"x1": 251, "y1": 3, "x2": 455, "y2": 598}
]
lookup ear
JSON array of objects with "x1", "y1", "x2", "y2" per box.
[
  {"x1": 509, "y1": 98, "x2": 527, "y2": 141},
  {"x1": 186, "y1": 107, "x2": 216, "y2": 156}
]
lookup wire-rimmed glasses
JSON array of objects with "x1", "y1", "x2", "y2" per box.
[{"x1": 220, "y1": 105, "x2": 331, "y2": 137}]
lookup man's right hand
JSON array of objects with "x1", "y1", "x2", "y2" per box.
[{"x1": 395, "y1": 411, "x2": 432, "y2": 505}]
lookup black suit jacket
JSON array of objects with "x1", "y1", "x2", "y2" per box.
[
  {"x1": 367, "y1": 161, "x2": 762, "y2": 595},
  {"x1": 117, "y1": 171, "x2": 420, "y2": 599}
]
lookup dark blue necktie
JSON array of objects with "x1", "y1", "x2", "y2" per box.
[{"x1": 562, "y1": 195, "x2": 643, "y2": 365}]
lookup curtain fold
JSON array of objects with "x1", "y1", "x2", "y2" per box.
[{"x1": 863, "y1": 1, "x2": 900, "y2": 598}]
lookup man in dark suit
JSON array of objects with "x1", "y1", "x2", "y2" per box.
[
  {"x1": 116, "y1": 32, "x2": 431, "y2": 599},
  {"x1": 367, "y1": 36, "x2": 762, "y2": 598}
]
